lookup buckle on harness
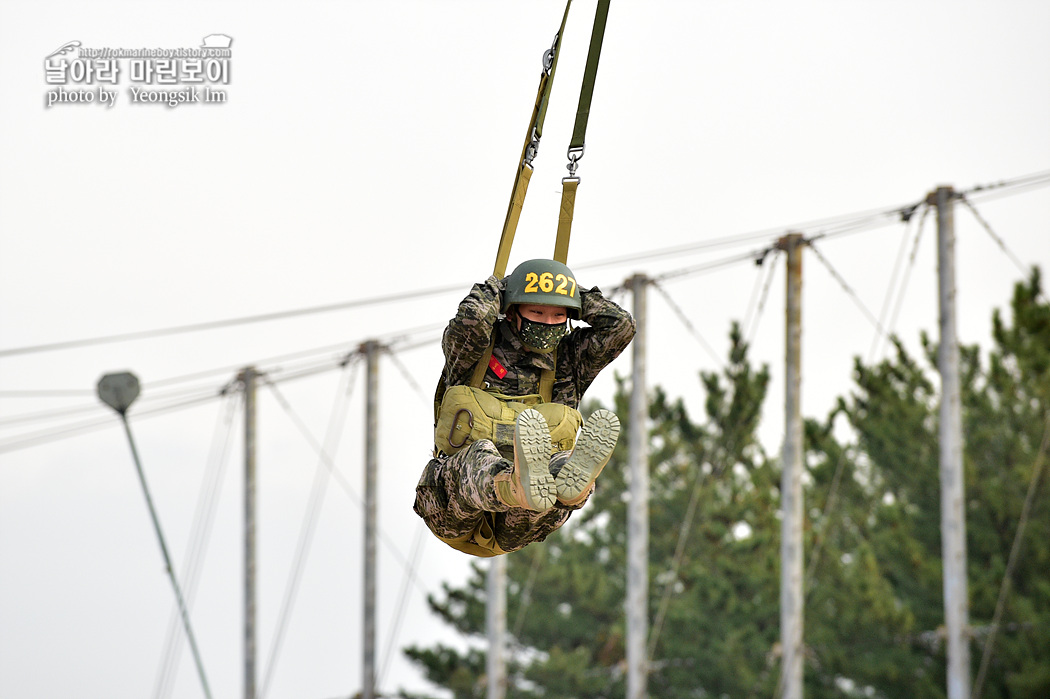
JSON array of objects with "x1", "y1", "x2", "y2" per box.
[
  {"x1": 524, "y1": 127, "x2": 541, "y2": 166},
  {"x1": 565, "y1": 145, "x2": 584, "y2": 179},
  {"x1": 448, "y1": 408, "x2": 474, "y2": 449},
  {"x1": 543, "y1": 33, "x2": 559, "y2": 74}
]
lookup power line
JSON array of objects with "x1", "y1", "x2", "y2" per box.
[
  {"x1": 154, "y1": 392, "x2": 240, "y2": 699},
  {"x1": 744, "y1": 250, "x2": 780, "y2": 346},
  {"x1": 0, "y1": 389, "x2": 94, "y2": 398},
  {"x1": 511, "y1": 544, "x2": 548, "y2": 642},
  {"x1": 4, "y1": 170, "x2": 1047, "y2": 366},
  {"x1": 0, "y1": 324, "x2": 444, "y2": 456},
  {"x1": 879, "y1": 205, "x2": 931, "y2": 361},
  {"x1": 378, "y1": 525, "x2": 428, "y2": 690},
  {"x1": 0, "y1": 379, "x2": 233, "y2": 430},
  {"x1": 652, "y1": 248, "x2": 769, "y2": 284},
  {"x1": 252, "y1": 349, "x2": 432, "y2": 592},
  {"x1": 649, "y1": 280, "x2": 724, "y2": 370},
  {"x1": 958, "y1": 194, "x2": 1047, "y2": 304},
  {"x1": 579, "y1": 228, "x2": 790, "y2": 272},
  {"x1": 806, "y1": 239, "x2": 886, "y2": 338},
  {"x1": 0, "y1": 389, "x2": 221, "y2": 455},
  {"x1": 972, "y1": 411, "x2": 1050, "y2": 698},
  {"x1": 960, "y1": 168, "x2": 1050, "y2": 202},
  {"x1": 260, "y1": 360, "x2": 360, "y2": 699},
  {"x1": 868, "y1": 208, "x2": 926, "y2": 363},
  {"x1": 0, "y1": 284, "x2": 466, "y2": 359}
]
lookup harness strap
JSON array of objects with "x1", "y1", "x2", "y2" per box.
[
  {"x1": 553, "y1": 179, "x2": 577, "y2": 264},
  {"x1": 470, "y1": 340, "x2": 496, "y2": 388},
  {"x1": 538, "y1": 361, "x2": 556, "y2": 403},
  {"x1": 535, "y1": 1, "x2": 573, "y2": 142},
  {"x1": 494, "y1": 0, "x2": 573, "y2": 279},
  {"x1": 470, "y1": 338, "x2": 556, "y2": 403},
  {"x1": 438, "y1": 0, "x2": 604, "y2": 426},
  {"x1": 552, "y1": 0, "x2": 610, "y2": 265},
  {"x1": 434, "y1": 339, "x2": 558, "y2": 425},
  {"x1": 569, "y1": 0, "x2": 610, "y2": 152}
]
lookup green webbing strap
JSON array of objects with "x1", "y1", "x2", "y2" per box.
[
  {"x1": 494, "y1": 0, "x2": 574, "y2": 279},
  {"x1": 537, "y1": 0, "x2": 571, "y2": 138},
  {"x1": 535, "y1": 0, "x2": 573, "y2": 142},
  {"x1": 569, "y1": 0, "x2": 611, "y2": 151},
  {"x1": 553, "y1": 0, "x2": 610, "y2": 265}
]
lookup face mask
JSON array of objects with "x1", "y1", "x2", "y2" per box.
[{"x1": 518, "y1": 316, "x2": 567, "y2": 353}]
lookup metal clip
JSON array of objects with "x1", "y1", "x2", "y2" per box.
[
  {"x1": 448, "y1": 408, "x2": 474, "y2": 449},
  {"x1": 565, "y1": 145, "x2": 584, "y2": 178},
  {"x1": 524, "y1": 127, "x2": 541, "y2": 166},
  {"x1": 543, "y1": 33, "x2": 559, "y2": 74}
]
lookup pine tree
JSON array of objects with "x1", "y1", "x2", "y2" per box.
[
  {"x1": 401, "y1": 271, "x2": 1050, "y2": 699},
  {"x1": 830, "y1": 269, "x2": 1050, "y2": 698}
]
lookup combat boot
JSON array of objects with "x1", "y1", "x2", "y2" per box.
[
  {"x1": 555, "y1": 409, "x2": 620, "y2": 505},
  {"x1": 494, "y1": 408, "x2": 556, "y2": 511}
]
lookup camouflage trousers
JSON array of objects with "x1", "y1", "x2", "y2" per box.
[{"x1": 413, "y1": 439, "x2": 593, "y2": 554}]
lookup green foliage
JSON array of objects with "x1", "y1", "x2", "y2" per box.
[{"x1": 401, "y1": 272, "x2": 1050, "y2": 699}]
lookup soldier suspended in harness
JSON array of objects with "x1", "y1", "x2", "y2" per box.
[{"x1": 413, "y1": 259, "x2": 636, "y2": 556}]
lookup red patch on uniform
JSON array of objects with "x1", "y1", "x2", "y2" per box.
[{"x1": 489, "y1": 355, "x2": 508, "y2": 379}]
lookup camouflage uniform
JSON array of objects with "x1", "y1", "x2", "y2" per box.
[{"x1": 414, "y1": 275, "x2": 636, "y2": 554}]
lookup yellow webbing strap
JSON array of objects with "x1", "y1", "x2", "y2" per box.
[
  {"x1": 470, "y1": 340, "x2": 496, "y2": 388},
  {"x1": 536, "y1": 1, "x2": 573, "y2": 141},
  {"x1": 553, "y1": 178, "x2": 577, "y2": 264},
  {"x1": 494, "y1": 0, "x2": 573, "y2": 279},
  {"x1": 552, "y1": 0, "x2": 610, "y2": 266},
  {"x1": 469, "y1": 340, "x2": 555, "y2": 403},
  {"x1": 538, "y1": 358, "x2": 556, "y2": 403},
  {"x1": 493, "y1": 163, "x2": 533, "y2": 279}
]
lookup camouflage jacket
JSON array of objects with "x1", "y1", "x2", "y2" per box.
[{"x1": 439, "y1": 276, "x2": 636, "y2": 410}]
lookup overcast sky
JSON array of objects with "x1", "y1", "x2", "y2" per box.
[{"x1": 2, "y1": 2, "x2": 1048, "y2": 698}]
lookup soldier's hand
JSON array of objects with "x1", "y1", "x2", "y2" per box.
[{"x1": 483, "y1": 275, "x2": 506, "y2": 305}]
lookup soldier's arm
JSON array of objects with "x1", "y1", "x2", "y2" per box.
[
  {"x1": 567, "y1": 287, "x2": 637, "y2": 393},
  {"x1": 441, "y1": 276, "x2": 505, "y2": 386}
]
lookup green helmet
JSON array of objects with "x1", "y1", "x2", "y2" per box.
[{"x1": 502, "y1": 259, "x2": 582, "y2": 320}]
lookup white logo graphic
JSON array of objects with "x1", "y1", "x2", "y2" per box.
[
  {"x1": 43, "y1": 36, "x2": 233, "y2": 109},
  {"x1": 200, "y1": 34, "x2": 233, "y2": 49}
]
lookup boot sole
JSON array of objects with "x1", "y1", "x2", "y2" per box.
[
  {"x1": 555, "y1": 409, "x2": 620, "y2": 502},
  {"x1": 514, "y1": 409, "x2": 556, "y2": 511}
]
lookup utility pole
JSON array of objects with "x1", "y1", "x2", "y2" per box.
[
  {"x1": 777, "y1": 233, "x2": 805, "y2": 699},
  {"x1": 627, "y1": 273, "x2": 649, "y2": 699},
  {"x1": 362, "y1": 341, "x2": 380, "y2": 699},
  {"x1": 239, "y1": 366, "x2": 258, "y2": 699},
  {"x1": 487, "y1": 557, "x2": 507, "y2": 699},
  {"x1": 931, "y1": 185, "x2": 971, "y2": 699}
]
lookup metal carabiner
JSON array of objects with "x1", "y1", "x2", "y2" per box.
[
  {"x1": 543, "y1": 33, "x2": 560, "y2": 74},
  {"x1": 448, "y1": 408, "x2": 475, "y2": 449},
  {"x1": 565, "y1": 145, "x2": 585, "y2": 178},
  {"x1": 524, "y1": 127, "x2": 541, "y2": 166}
]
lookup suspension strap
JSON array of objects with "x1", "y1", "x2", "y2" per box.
[
  {"x1": 469, "y1": 340, "x2": 555, "y2": 403},
  {"x1": 570, "y1": 0, "x2": 610, "y2": 153},
  {"x1": 434, "y1": 339, "x2": 557, "y2": 423},
  {"x1": 552, "y1": 0, "x2": 611, "y2": 264},
  {"x1": 553, "y1": 179, "x2": 577, "y2": 264},
  {"x1": 494, "y1": 0, "x2": 573, "y2": 279}
]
